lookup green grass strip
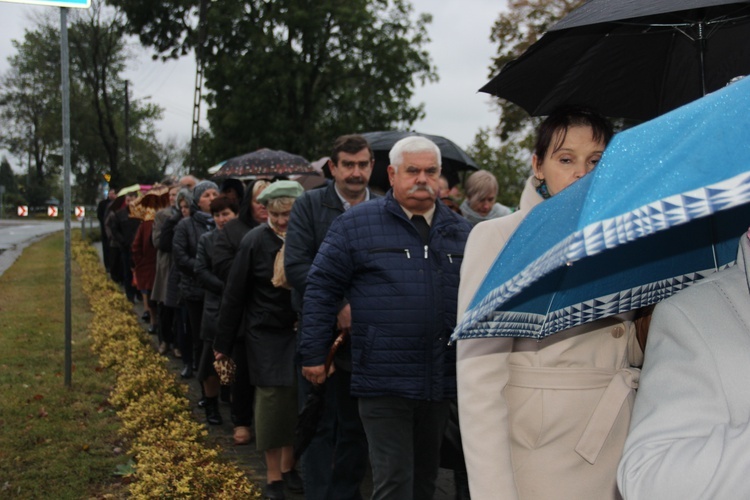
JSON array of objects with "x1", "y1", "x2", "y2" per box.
[{"x1": 0, "y1": 232, "x2": 125, "y2": 499}]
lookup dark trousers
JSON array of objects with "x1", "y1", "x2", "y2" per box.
[
  {"x1": 108, "y1": 246, "x2": 122, "y2": 283},
  {"x1": 121, "y1": 248, "x2": 137, "y2": 302},
  {"x1": 185, "y1": 299, "x2": 204, "y2": 369},
  {"x1": 358, "y1": 396, "x2": 450, "y2": 500},
  {"x1": 101, "y1": 237, "x2": 111, "y2": 273},
  {"x1": 299, "y1": 369, "x2": 369, "y2": 500},
  {"x1": 178, "y1": 303, "x2": 193, "y2": 367},
  {"x1": 158, "y1": 303, "x2": 176, "y2": 345}
]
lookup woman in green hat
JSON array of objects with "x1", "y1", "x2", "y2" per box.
[{"x1": 215, "y1": 180, "x2": 305, "y2": 499}]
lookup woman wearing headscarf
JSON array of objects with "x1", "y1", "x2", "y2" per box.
[
  {"x1": 194, "y1": 194, "x2": 239, "y2": 426},
  {"x1": 216, "y1": 180, "x2": 305, "y2": 499}
]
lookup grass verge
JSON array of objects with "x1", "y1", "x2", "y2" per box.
[{"x1": 0, "y1": 232, "x2": 126, "y2": 499}]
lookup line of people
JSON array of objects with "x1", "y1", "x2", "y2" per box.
[{"x1": 95, "y1": 110, "x2": 723, "y2": 500}]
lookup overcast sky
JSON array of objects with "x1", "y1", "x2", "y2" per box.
[{"x1": 0, "y1": 1, "x2": 507, "y2": 170}]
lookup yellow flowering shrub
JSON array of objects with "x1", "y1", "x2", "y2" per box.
[{"x1": 72, "y1": 239, "x2": 259, "y2": 499}]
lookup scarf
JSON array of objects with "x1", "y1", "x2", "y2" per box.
[
  {"x1": 459, "y1": 199, "x2": 512, "y2": 226},
  {"x1": 267, "y1": 220, "x2": 291, "y2": 289}
]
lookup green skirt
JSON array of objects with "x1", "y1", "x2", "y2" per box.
[{"x1": 254, "y1": 384, "x2": 298, "y2": 451}]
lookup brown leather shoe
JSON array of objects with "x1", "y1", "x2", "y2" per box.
[{"x1": 233, "y1": 426, "x2": 253, "y2": 445}]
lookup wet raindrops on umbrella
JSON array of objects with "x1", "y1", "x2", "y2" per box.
[
  {"x1": 453, "y1": 76, "x2": 750, "y2": 342},
  {"x1": 481, "y1": 0, "x2": 750, "y2": 120},
  {"x1": 214, "y1": 148, "x2": 316, "y2": 179}
]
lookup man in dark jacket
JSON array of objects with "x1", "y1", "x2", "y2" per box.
[
  {"x1": 285, "y1": 135, "x2": 375, "y2": 500},
  {"x1": 300, "y1": 136, "x2": 471, "y2": 500},
  {"x1": 96, "y1": 186, "x2": 117, "y2": 273}
]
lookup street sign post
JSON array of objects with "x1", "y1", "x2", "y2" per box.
[
  {"x1": 1, "y1": 0, "x2": 90, "y2": 7},
  {"x1": 2, "y1": 0, "x2": 92, "y2": 388}
]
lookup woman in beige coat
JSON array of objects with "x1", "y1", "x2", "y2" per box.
[{"x1": 456, "y1": 108, "x2": 643, "y2": 500}]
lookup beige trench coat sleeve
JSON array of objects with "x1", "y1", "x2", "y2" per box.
[{"x1": 457, "y1": 215, "x2": 524, "y2": 500}]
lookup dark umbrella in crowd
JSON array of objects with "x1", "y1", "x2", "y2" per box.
[
  {"x1": 360, "y1": 131, "x2": 479, "y2": 193},
  {"x1": 294, "y1": 332, "x2": 347, "y2": 460},
  {"x1": 213, "y1": 148, "x2": 317, "y2": 179},
  {"x1": 480, "y1": 0, "x2": 750, "y2": 120},
  {"x1": 453, "y1": 76, "x2": 750, "y2": 342}
]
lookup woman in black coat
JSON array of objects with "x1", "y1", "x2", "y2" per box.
[
  {"x1": 172, "y1": 180, "x2": 218, "y2": 378},
  {"x1": 215, "y1": 180, "x2": 304, "y2": 498},
  {"x1": 211, "y1": 179, "x2": 270, "y2": 445},
  {"x1": 194, "y1": 195, "x2": 239, "y2": 426}
]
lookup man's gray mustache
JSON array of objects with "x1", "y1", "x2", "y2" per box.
[{"x1": 408, "y1": 184, "x2": 435, "y2": 195}]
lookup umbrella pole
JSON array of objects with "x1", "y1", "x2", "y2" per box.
[{"x1": 698, "y1": 21, "x2": 707, "y2": 96}]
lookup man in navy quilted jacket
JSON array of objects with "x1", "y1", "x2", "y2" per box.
[{"x1": 300, "y1": 136, "x2": 472, "y2": 500}]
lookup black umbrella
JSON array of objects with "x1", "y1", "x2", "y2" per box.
[
  {"x1": 293, "y1": 332, "x2": 346, "y2": 461},
  {"x1": 214, "y1": 148, "x2": 316, "y2": 179},
  {"x1": 360, "y1": 131, "x2": 479, "y2": 193},
  {"x1": 480, "y1": 0, "x2": 750, "y2": 121}
]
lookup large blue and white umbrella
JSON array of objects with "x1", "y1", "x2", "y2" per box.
[{"x1": 453, "y1": 76, "x2": 750, "y2": 342}]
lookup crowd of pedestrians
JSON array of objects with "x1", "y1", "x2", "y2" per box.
[{"x1": 95, "y1": 113, "x2": 736, "y2": 500}]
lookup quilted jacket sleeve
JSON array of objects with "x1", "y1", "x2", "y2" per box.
[{"x1": 298, "y1": 216, "x2": 353, "y2": 366}]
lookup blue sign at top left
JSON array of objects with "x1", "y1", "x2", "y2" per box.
[{"x1": 1, "y1": 0, "x2": 91, "y2": 8}]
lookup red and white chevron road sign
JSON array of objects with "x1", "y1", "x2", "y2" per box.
[
  {"x1": 75, "y1": 206, "x2": 85, "y2": 218},
  {"x1": 17, "y1": 205, "x2": 28, "y2": 217},
  {"x1": 48, "y1": 205, "x2": 58, "y2": 217}
]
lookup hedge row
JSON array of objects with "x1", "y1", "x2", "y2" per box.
[{"x1": 72, "y1": 239, "x2": 259, "y2": 499}]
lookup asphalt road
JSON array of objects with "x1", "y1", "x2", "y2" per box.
[{"x1": 0, "y1": 219, "x2": 66, "y2": 277}]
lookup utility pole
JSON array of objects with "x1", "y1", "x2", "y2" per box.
[
  {"x1": 190, "y1": 0, "x2": 209, "y2": 172},
  {"x1": 124, "y1": 79, "x2": 130, "y2": 171}
]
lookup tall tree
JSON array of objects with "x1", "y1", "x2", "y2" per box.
[
  {"x1": 466, "y1": 128, "x2": 530, "y2": 208},
  {"x1": 0, "y1": 1, "x2": 168, "y2": 204},
  {"x1": 68, "y1": 2, "x2": 129, "y2": 185},
  {"x1": 0, "y1": 23, "x2": 62, "y2": 182},
  {"x1": 0, "y1": 157, "x2": 18, "y2": 194},
  {"x1": 467, "y1": 0, "x2": 584, "y2": 207},
  {"x1": 488, "y1": 0, "x2": 585, "y2": 142},
  {"x1": 107, "y1": 0, "x2": 436, "y2": 166}
]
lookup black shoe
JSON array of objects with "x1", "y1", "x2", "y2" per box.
[
  {"x1": 205, "y1": 397, "x2": 223, "y2": 425},
  {"x1": 264, "y1": 481, "x2": 285, "y2": 500},
  {"x1": 197, "y1": 397, "x2": 208, "y2": 408},
  {"x1": 180, "y1": 365, "x2": 193, "y2": 379},
  {"x1": 147, "y1": 324, "x2": 157, "y2": 334},
  {"x1": 282, "y1": 469, "x2": 304, "y2": 494},
  {"x1": 141, "y1": 310, "x2": 150, "y2": 322}
]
